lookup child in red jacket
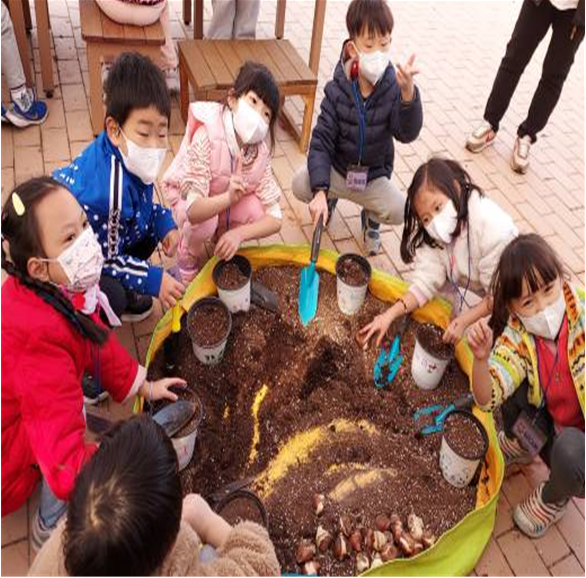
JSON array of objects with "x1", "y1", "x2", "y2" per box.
[{"x1": 1, "y1": 177, "x2": 185, "y2": 551}]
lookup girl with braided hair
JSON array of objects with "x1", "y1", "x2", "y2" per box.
[{"x1": 1, "y1": 177, "x2": 185, "y2": 551}]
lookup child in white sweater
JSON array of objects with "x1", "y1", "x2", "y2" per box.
[{"x1": 359, "y1": 157, "x2": 518, "y2": 349}]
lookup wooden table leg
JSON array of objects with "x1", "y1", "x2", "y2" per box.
[
  {"x1": 34, "y1": 0, "x2": 54, "y2": 97},
  {"x1": 179, "y1": 58, "x2": 189, "y2": 122},
  {"x1": 7, "y1": 0, "x2": 33, "y2": 86},
  {"x1": 86, "y1": 44, "x2": 104, "y2": 135},
  {"x1": 183, "y1": 0, "x2": 191, "y2": 25},
  {"x1": 275, "y1": 0, "x2": 286, "y2": 39},
  {"x1": 194, "y1": 0, "x2": 203, "y2": 39},
  {"x1": 300, "y1": 93, "x2": 316, "y2": 153},
  {"x1": 308, "y1": 0, "x2": 327, "y2": 76},
  {"x1": 23, "y1": 0, "x2": 32, "y2": 30}
]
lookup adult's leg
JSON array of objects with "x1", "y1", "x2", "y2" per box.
[
  {"x1": 542, "y1": 427, "x2": 585, "y2": 503},
  {"x1": 1, "y1": 4, "x2": 27, "y2": 93},
  {"x1": 233, "y1": 0, "x2": 260, "y2": 38},
  {"x1": 158, "y1": 1, "x2": 179, "y2": 71},
  {"x1": 483, "y1": 0, "x2": 553, "y2": 131},
  {"x1": 207, "y1": 0, "x2": 236, "y2": 39},
  {"x1": 518, "y1": 7, "x2": 584, "y2": 141}
]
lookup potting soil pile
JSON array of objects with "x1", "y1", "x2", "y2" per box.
[{"x1": 148, "y1": 266, "x2": 485, "y2": 575}]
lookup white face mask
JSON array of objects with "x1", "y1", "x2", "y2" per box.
[
  {"x1": 424, "y1": 201, "x2": 458, "y2": 245},
  {"x1": 120, "y1": 129, "x2": 167, "y2": 185},
  {"x1": 357, "y1": 47, "x2": 391, "y2": 86},
  {"x1": 517, "y1": 289, "x2": 566, "y2": 341},
  {"x1": 42, "y1": 227, "x2": 104, "y2": 293},
  {"x1": 232, "y1": 98, "x2": 269, "y2": 145}
]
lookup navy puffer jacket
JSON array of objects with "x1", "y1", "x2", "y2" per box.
[{"x1": 307, "y1": 55, "x2": 423, "y2": 195}]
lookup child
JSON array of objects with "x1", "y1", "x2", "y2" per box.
[
  {"x1": 468, "y1": 234, "x2": 584, "y2": 538},
  {"x1": 54, "y1": 52, "x2": 184, "y2": 323},
  {"x1": 291, "y1": 0, "x2": 423, "y2": 255},
  {"x1": 29, "y1": 415, "x2": 281, "y2": 576},
  {"x1": 1, "y1": 178, "x2": 186, "y2": 550},
  {"x1": 207, "y1": 0, "x2": 261, "y2": 39},
  {"x1": 161, "y1": 62, "x2": 282, "y2": 283},
  {"x1": 359, "y1": 158, "x2": 518, "y2": 349},
  {"x1": 1, "y1": 3, "x2": 48, "y2": 127}
]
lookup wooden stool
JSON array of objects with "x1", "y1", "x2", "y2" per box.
[
  {"x1": 80, "y1": 0, "x2": 165, "y2": 135},
  {"x1": 178, "y1": 39, "x2": 318, "y2": 152}
]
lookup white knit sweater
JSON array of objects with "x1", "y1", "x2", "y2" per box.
[{"x1": 408, "y1": 191, "x2": 518, "y2": 307}]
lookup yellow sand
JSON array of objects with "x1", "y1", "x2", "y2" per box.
[
  {"x1": 328, "y1": 467, "x2": 398, "y2": 502},
  {"x1": 248, "y1": 384, "x2": 269, "y2": 463}
]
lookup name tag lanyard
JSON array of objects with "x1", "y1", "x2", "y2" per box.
[
  {"x1": 447, "y1": 225, "x2": 472, "y2": 314},
  {"x1": 352, "y1": 80, "x2": 367, "y2": 166},
  {"x1": 533, "y1": 333, "x2": 562, "y2": 422}
]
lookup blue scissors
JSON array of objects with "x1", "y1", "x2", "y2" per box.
[
  {"x1": 373, "y1": 316, "x2": 409, "y2": 388},
  {"x1": 413, "y1": 394, "x2": 474, "y2": 435}
]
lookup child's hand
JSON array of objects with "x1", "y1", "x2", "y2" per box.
[
  {"x1": 443, "y1": 315, "x2": 466, "y2": 345},
  {"x1": 162, "y1": 229, "x2": 179, "y2": 258},
  {"x1": 228, "y1": 175, "x2": 247, "y2": 205},
  {"x1": 159, "y1": 272, "x2": 185, "y2": 310},
  {"x1": 182, "y1": 494, "x2": 214, "y2": 534},
  {"x1": 140, "y1": 377, "x2": 187, "y2": 402},
  {"x1": 309, "y1": 190, "x2": 328, "y2": 227},
  {"x1": 357, "y1": 308, "x2": 396, "y2": 350},
  {"x1": 215, "y1": 229, "x2": 243, "y2": 261},
  {"x1": 396, "y1": 54, "x2": 420, "y2": 102},
  {"x1": 467, "y1": 318, "x2": 494, "y2": 360}
]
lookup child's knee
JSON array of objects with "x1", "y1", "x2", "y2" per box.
[
  {"x1": 230, "y1": 194, "x2": 266, "y2": 224},
  {"x1": 552, "y1": 428, "x2": 585, "y2": 471},
  {"x1": 292, "y1": 164, "x2": 312, "y2": 203}
]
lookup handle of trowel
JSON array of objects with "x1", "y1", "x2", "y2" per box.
[
  {"x1": 171, "y1": 302, "x2": 181, "y2": 333},
  {"x1": 310, "y1": 214, "x2": 324, "y2": 265}
]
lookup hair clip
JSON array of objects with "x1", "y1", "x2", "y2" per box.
[{"x1": 11, "y1": 193, "x2": 25, "y2": 217}]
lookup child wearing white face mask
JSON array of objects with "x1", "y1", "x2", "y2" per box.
[
  {"x1": 359, "y1": 157, "x2": 518, "y2": 350},
  {"x1": 468, "y1": 234, "x2": 584, "y2": 539},
  {"x1": 161, "y1": 62, "x2": 282, "y2": 283},
  {"x1": 54, "y1": 53, "x2": 184, "y2": 326},
  {"x1": 1, "y1": 178, "x2": 186, "y2": 550}
]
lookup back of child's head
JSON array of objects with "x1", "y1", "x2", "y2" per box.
[
  {"x1": 489, "y1": 233, "x2": 566, "y2": 336},
  {"x1": 346, "y1": 0, "x2": 394, "y2": 39},
  {"x1": 63, "y1": 415, "x2": 182, "y2": 576},
  {"x1": 1, "y1": 177, "x2": 108, "y2": 344},
  {"x1": 231, "y1": 61, "x2": 280, "y2": 146},
  {"x1": 401, "y1": 157, "x2": 482, "y2": 263},
  {"x1": 104, "y1": 52, "x2": 171, "y2": 128}
]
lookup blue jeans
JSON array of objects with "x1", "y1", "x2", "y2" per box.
[{"x1": 39, "y1": 478, "x2": 67, "y2": 529}]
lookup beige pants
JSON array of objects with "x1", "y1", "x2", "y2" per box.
[{"x1": 292, "y1": 163, "x2": 406, "y2": 226}]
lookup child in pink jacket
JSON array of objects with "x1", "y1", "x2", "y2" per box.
[{"x1": 161, "y1": 62, "x2": 283, "y2": 283}]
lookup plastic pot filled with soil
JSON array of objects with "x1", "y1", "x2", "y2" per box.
[
  {"x1": 335, "y1": 253, "x2": 372, "y2": 315},
  {"x1": 440, "y1": 410, "x2": 488, "y2": 488},
  {"x1": 212, "y1": 255, "x2": 252, "y2": 313},
  {"x1": 187, "y1": 297, "x2": 232, "y2": 365},
  {"x1": 215, "y1": 489, "x2": 269, "y2": 529},
  {"x1": 172, "y1": 393, "x2": 205, "y2": 471},
  {"x1": 411, "y1": 323, "x2": 453, "y2": 390}
]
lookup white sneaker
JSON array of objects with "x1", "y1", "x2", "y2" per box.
[
  {"x1": 511, "y1": 135, "x2": 532, "y2": 174},
  {"x1": 513, "y1": 482, "x2": 568, "y2": 538},
  {"x1": 497, "y1": 430, "x2": 534, "y2": 467},
  {"x1": 466, "y1": 121, "x2": 496, "y2": 153}
]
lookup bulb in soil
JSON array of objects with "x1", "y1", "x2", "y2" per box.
[
  {"x1": 315, "y1": 525, "x2": 333, "y2": 553},
  {"x1": 356, "y1": 552, "x2": 370, "y2": 573},
  {"x1": 312, "y1": 493, "x2": 325, "y2": 516},
  {"x1": 303, "y1": 560, "x2": 320, "y2": 575},
  {"x1": 422, "y1": 530, "x2": 436, "y2": 549},
  {"x1": 407, "y1": 513, "x2": 424, "y2": 541},
  {"x1": 333, "y1": 533, "x2": 349, "y2": 561},
  {"x1": 412, "y1": 541, "x2": 425, "y2": 556},
  {"x1": 338, "y1": 514, "x2": 354, "y2": 537},
  {"x1": 397, "y1": 532, "x2": 416, "y2": 557},
  {"x1": 390, "y1": 514, "x2": 403, "y2": 542},
  {"x1": 296, "y1": 539, "x2": 316, "y2": 564},
  {"x1": 370, "y1": 554, "x2": 384, "y2": 569},
  {"x1": 373, "y1": 530, "x2": 387, "y2": 552},
  {"x1": 364, "y1": 528, "x2": 375, "y2": 553},
  {"x1": 380, "y1": 542, "x2": 400, "y2": 562},
  {"x1": 349, "y1": 529, "x2": 363, "y2": 552},
  {"x1": 375, "y1": 514, "x2": 392, "y2": 532}
]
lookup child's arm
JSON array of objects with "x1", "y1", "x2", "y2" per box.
[
  {"x1": 182, "y1": 495, "x2": 232, "y2": 548},
  {"x1": 389, "y1": 56, "x2": 423, "y2": 144},
  {"x1": 444, "y1": 296, "x2": 492, "y2": 344},
  {"x1": 468, "y1": 319, "x2": 496, "y2": 408},
  {"x1": 215, "y1": 215, "x2": 281, "y2": 261}
]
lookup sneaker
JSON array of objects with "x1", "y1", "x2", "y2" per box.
[
  {"x1": 31, "y1": 510, "x2": 58, "y2": 554},
  {"x1": 513, "y1": 482, "x2": 568, "y2": 538},
  {"x1": 82, "y1": 373, "x2": 109, "y2": 406},
  {"x1": 466, "y1": 121, "x2": 496, "y2": 153},
  {"x1": 165, "y1": 68, "x2": 180, "y2": 94},
  {"x1": 511, "y1": 135, "x2": 532, "y2": 174},
  {"x1": 361, "y1": 209, "x2": 381, "y2": 256},
  {"x1": 1, "y1": 104, "x2": 9, "y2": 123},
  {"x1": 498, "y1": 430, "x2": 534, "y2": 467},
  {"x1": 120, "y1": 291, "x2": 154, "y2": 323},
  {"x1": 326, "y1": 198, "x2": 338, "y2": 228},
  {"x1": 4, "y1": 89, "x2": 48, "y2": 128}
]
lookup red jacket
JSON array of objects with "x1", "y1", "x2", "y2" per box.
[{"x1": 1, "y1": 278, "x2": 144, "y2": 515}]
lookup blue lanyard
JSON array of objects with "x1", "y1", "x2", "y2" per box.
[
  {"x1": 226, "y1": 153, "x2": 236, "y2": 231},
  {"x1": 447, "y1": 226, "x2": 471, "y2": 313},
  {"x1": 352, "y1": 81, "x2": 367, "y2": 165}
]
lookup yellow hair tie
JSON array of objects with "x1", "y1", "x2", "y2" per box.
[{"x1": 11, "y1": 193, "x2": 25, "y2": 217}]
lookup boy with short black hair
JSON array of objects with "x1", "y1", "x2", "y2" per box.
[
  {"x1": 292, "y1": 0, "x2": 423, "y2": 255},
  {"x1": 54, "y1": 52, "x2": 184, "y2": 326}
]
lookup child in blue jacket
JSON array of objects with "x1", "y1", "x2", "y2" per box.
[
  {"x1": 291, "y1": 0, "x2": 423, "y2": 255},
  {"x1": 54, "y1": 52, "x2": 184, "y2": 323}
]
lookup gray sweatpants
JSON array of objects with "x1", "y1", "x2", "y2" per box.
[
  {"x1": 502, "y1": 381, "x2": 585, "y2": 504},
  {"x1": 207, "y1": 0, "x2": 260, "y2": 39},
  {"x1": 1, "y1": 3, "x2": 26, "y2": 91},
  {"x1": 292, "y1": 163, "x2": 406, "y2": 226}
]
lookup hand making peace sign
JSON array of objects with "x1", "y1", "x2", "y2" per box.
[{"x1": 396, "y1": 54, "x2": 420, "y2": 103}]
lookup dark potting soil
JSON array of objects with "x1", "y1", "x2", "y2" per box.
[
  {"x1": 417, "y1": 323, "x2": 453, "y2": 360},
  {"x1": 218, "y1": 494, "x2": 266, "y2": 527},
  {"x1": 148, "y1": 266, "x2": 481, "y2": 575},
  {"x1": 216, "y1": 262, "x2": 249, "y2": 290},
  {"x1": 444, "y1": 413, "x2": 486, "y2": 460},
  {"x1": 337, "y1": 258, "x2": 369, "y2": 287},
  {"x1": 189, "y1": 302, "x2": 230, "y2": 347}
]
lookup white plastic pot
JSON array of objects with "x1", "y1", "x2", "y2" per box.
[
  {"x1": 212, "y1": 255, "x2": 252, "y2": 313},
  {"x1": 439, "y1": 410, "x2": 488, "y2": 488},
  {"x1": 172, "y1": 394, "x2": 204, "y2": 471},
  {"x1": 187, "y1": 297, "x2": 232, "y2": 365},
  {"x1": 335, "y1": 253, "x2": 372, "y2": 316},
  {"x1": 411, "y1": 324, "x2": 452, "y2": 390}
]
